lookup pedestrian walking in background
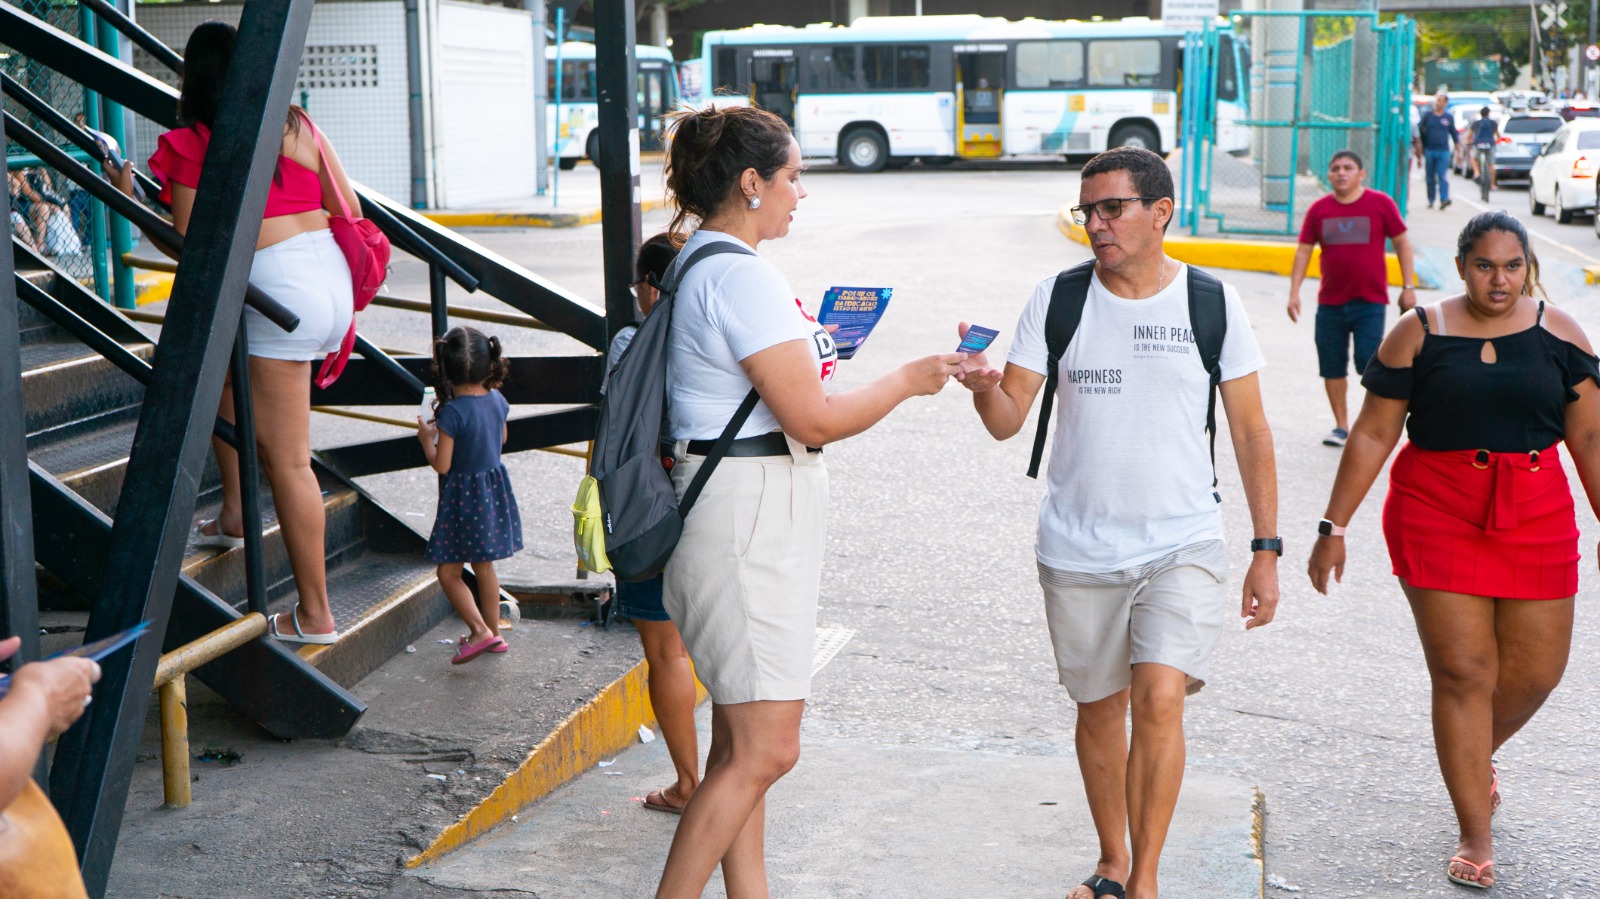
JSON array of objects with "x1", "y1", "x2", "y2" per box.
[
  {"x1": 651, "y1": 104, "x2": 962, "y2": 899},
  {"x1": 605, "y1": 232, "x2": 703, "y2": 815},
  {"x1": 1288, "y1": 150, "x2": 1418, "y2": 448},
  {"x1": 1416, "y1": 93, "x2": 1459, "y2": 209},
  {"x1": 958, "y1": 146, "x2": 1281, "y2": 899},
  {"x1": 418, "y1": 326, "x2": 523, "y2": 666},
  {"x1": 1308, "y1": 211, "x2": 1600, "y2": 891}
]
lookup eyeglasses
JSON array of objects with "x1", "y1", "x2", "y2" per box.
[
  {"x1": 1068, "y1": 196, "x2": 1160, "y2": 225},
  {"x1": 628, "y1": 278, "x2": 647, "y2": 299}
]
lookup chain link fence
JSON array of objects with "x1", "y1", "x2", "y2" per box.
[
  {"x1": 1180, "y1": 11, "x2": 1416, "y2": 239},
  {"x1": 4, "y1": 0, "x2": 103, "y2": 289}
]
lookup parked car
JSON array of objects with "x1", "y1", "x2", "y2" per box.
[
  {"x1": 1489, "y1": 112, "x2": 1563, "y2": 182},
  {"x1": 1528, "y1": 119, "x2": 1600, "y2": 222}
]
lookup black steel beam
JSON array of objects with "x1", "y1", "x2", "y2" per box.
[
  {"x1": 45, "y1": 3, "x2": 316, "y2": 893},
  {"x1": 27, "y1": 461, "x2": 365, "y2": 739},
  {"x1": 594, "y1": 0, "x2": 643, "y2": 346},
  {"x1": 0, "y1": 4, "x2": 177, "y2": 128},
  {"x1": 0, "y1": 72, "x2": 165, "y2": 206},
  {"x1": 311, "y1": 354, "x2": 602, "y2": 406},
  {"x1": 14, "y1": 242, "x2": 147, "y2": 348},
  {"x1": 76, "y1": 0, "x2": 183, "y2": 74},
  {"x1": 0, "y1": 172, "x2": 41, "y2": 680},
  {"x1": 316, "y1": 406, "x2": 599, "y2": 479}
]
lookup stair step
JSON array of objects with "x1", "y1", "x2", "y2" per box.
[
  {"x1": 16, "y1": 270, "x2": 62, "y2": 346},
  {"x1": 290, "y1": 553, "x2": 448, "y2": 688},
  {"x1": 21, "y1": 336, "x2": 151, "y2": 438},
  {"x1": 181, "y1": 484, "x2": 365, "y2": 606}
]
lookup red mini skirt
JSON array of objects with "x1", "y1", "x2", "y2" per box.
[{"x1": 1382, "y1": 442, "x2": 1579, "y2": 600}]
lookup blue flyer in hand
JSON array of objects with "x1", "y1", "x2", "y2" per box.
[
  {"x1": 0, "y1": 620, "x2": 150, "y2": 698},
  {"x1": 818, "y1": 287, "x2": 892, "y2": 360},
  {"x1": 957, "y1": 325, "x2": 999, "y2": 355}
]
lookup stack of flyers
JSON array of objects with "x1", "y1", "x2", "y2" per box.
[
  {"x1": 957, "y1": 325, "x2": 999, "y2": 355},
  {"x1": 0, "y1": 620, "x2": 150, "y2": 698},
  {"x1": 818, "y1": 287, "x2": 892, "y2": 360}
]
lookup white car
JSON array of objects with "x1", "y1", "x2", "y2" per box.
[{"x1": 1528, "y1": 120, "x2": 1600, "y2": 223}]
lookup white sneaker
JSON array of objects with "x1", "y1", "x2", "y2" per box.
[{"x1": 1322, "y1": 428, "x2": 1349, "y2": 448}]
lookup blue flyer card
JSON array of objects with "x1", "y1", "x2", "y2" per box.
[
  {"x1": 818, "y1": 287, "x2": 892, "y2": 360},
  {"x1": 0, "y1": 620, "x2": 150, "y2": 699},
  {"x1": 957, "y1": 325, "x2": 999, "y2": 355}
]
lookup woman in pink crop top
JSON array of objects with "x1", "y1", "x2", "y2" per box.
[{"x1": 108, "y1": 21, "x2": 358, "y2": 644}]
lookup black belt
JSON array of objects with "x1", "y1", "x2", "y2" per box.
[{"x1": 684, "y1": 432, "x2": 821, "y2": 457}]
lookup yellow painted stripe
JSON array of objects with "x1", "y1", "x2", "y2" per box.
[
  {"x1": 1057, "y1": 207, "x2": 1409, "y2": 287},
  {"x1": 405, "y1": 657, "x2": 707, "y2": 868},
  {"x1": 1585, "y1": 265, "x2": 1600, "y2": 285},
  {"x1": 135, "y1": 271, "x2": 173, "y2": 306},
  {"x1": 424, "y1": 198, "x2": 666, "y2": 229}
]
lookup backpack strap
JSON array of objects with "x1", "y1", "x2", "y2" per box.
[
  {"x1": 1186, "y1": 265, "x2": 1228, "y2": 494},
  {"x1": 1027, "y1": 260, "x2": 1095, "y2": 479},
  {"x1": 654, "y1": 239, "x2": 761, "y2": 518}
]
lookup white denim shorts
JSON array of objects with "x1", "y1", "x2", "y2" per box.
[
  {"x1": 1038, "y1": 541, "x2": 1230, "y2": 704},
  {"x1": 663, "y1": 437, "x2": 828, "y2": 705},
  {"x1": 244, "y1": 229, "x2": 354, "y2": 361}
]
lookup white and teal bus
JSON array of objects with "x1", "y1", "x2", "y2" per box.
[
  {"x1": 547, "y1": 41, "x2": 679, "y2": 169},
  {"x1": 697, "y1": 15, "x2": 1250, "y2": 172}
]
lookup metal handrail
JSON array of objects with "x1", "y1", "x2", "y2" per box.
[
  {"x1": 369, "y1": 294, "x2": 553, "y2": 331},
  {"x1": 307, "y1": 405, "x2": 589, "y2": 460},
  {"x1": 359, "y1": 199, "x2": 480, "y2": 292},
  {"x1": 75, "y1": 0, "x2": 183, "y2": 74},
  {"x1": 151, "y1": 612, "x2": 267, "y2": 808},
  {"x1": 3, "y1": 111, "x2": 301, "y2": 332},
  {"x1": 1, "y1": 72, "x2": 164, "y2": 202}
]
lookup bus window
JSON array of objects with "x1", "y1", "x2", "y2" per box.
[
  {"x1": 833, "y1": 46, "x2": 858, "y2": 91},
  {"x1": 896, "y1": 45, "x2": 931, "y2": 89},
  {"x1": 1087, "y1": 39, "x2": 1163, "y2": 89},
  {"x1": 803, "y1": 47, "x2": 833, "y2": 91},
  {"x1": 714, "y1": 46, "x2": 743, "y2": 94},
  {"x1": 752, "y1": 52, "x2": 798, "y2": 125},
  {"x1": 863, "y1": 45, "x2": 894, "y2": 89},
  {"x1": 1016, "y1": 40, "x2": 1083, "y2": 89},
  {"x1": 1217, "y1": 35, "x2": 1239, "y2": 103},
  {"x1": 553, "y1": 60, "x2": 596, "y2": 102}
]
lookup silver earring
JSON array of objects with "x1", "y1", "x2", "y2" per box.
[{"x1": 748, "y1": 196, "x2": 761, "y2": 210}]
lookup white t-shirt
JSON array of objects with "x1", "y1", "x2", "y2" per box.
[
  {"x1": 1006, "y1": 265, "x2": 1266, "y2": 573},
  {"x1": 666, "y1": 231, "x2": 838, "y2": 440}
]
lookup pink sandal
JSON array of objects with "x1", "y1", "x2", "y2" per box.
[
  {"x1": 1447, "y1": 856, "x2": 1495, "y2": 890},
  {"x1": 1489, "y1": 763, "x2": 1500, "y2": 816},
  {"x1": 452, "y1": 634, "x2": 506, "y2": 665}
]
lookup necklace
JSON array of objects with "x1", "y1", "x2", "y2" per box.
[{"x1": 1152, "y1": 259, "x2": 1169, "y2": 298}]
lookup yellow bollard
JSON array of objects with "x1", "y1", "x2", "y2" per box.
[{"x1": 159, "y1": 676, "x2": 190, "y2": 808}]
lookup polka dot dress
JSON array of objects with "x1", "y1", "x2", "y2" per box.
[{"x1": 425, "y1": 390, "x2": 524, "y2": 564}]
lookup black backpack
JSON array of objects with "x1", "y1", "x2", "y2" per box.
[
  {"x1": 586, "y1": 241, "x2": 760, "y2": 582},
  {"x1": 1027, "y1": 260, "x2": 1228, "y2": 496}
]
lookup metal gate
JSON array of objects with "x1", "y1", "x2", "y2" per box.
[{"x1": 1180, "y1": 10, "x2": 1416, "y2": 238}]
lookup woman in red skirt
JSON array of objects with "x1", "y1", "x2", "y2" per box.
[{"x1": 1308, "y1": 210, "x2": 1600, "y2": 891}]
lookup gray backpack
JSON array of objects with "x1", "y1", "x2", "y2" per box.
[{"x1": 581, "y1": 241, "x2": 759, "y2": 582}]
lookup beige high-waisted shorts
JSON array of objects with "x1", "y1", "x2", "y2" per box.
[{"x1": 662, "y1": 437, "x2": 827, "y2": 705}]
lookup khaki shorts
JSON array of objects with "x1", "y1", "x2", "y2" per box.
[
  {"x1": 663, "y1": 438, "x2": 827, "y2": 705},
  {"x1": 1038, "y1": 543, "x2": 1229, "y2": 704}
]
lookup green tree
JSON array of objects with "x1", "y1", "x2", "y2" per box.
[{"x1": 1410, "y1": 6, "x2": 1590, "y2": 88}]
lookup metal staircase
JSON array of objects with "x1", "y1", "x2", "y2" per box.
[{"x1": 1, "y1": 0, "x2": 644, "y2": 894}]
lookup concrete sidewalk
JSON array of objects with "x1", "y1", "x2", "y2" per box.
[
  {"x1": 420, "y1": 157, "x2": 669, "y2": 229},
  {"x1": 407, "y1": 708, "x2": 1265, "y2": 899}
]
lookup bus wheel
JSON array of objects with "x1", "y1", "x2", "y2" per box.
[
  {"x1": 841, "y1": 128, "x2": 888, "y2": 173},
  {"x1": 586, "y1": 132, "x2": 601, "y2": 168},
  {"x1": 1110, "y1": 124, "x2": 1159, "y2": 153},
  {"x1": 558, "y1": 157, "x2": 578, "y2": 171}
]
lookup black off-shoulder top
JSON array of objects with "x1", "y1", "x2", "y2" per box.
[{"x1": 1361, "y1": 302, "x2": 1600, "y2": 452}]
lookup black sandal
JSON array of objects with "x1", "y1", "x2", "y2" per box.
[{"x1": 1079, "y1": 875, "x2": 1126, "y2": 898}]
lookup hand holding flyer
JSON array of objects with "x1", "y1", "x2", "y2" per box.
[
  {"x1": 818, "y1": 287, "x2": 892, "y2": 360},
  {"x1": 0, "y1": 620, "x2": 148, "y2": 699},
  {"x1": 957, "y1": 325, "x2": 999, "y2": 355}
]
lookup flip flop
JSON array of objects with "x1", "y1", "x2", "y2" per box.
[
  {"x1": 460, "y1": 634, "x2": 509, "y2": 654},
  {"x1": 1447, "y1": 856, "x2": 1494, "y2": 890},
  {"x1": 190, "y1": 518, "x2": 243, "y2": 550},
  {"x1": 642, "y1": 786, "x2": 688, "y2": 815},
  {"x1": 268, "y1": 603, "x2": 338, "y2": 645},
  {"x1": 452, "y1": 634, "x2": 503, "y2": 665},
  {"x1": 1077, "y1": 875, "x2": 1125, "y2": 898},
  {"x1": 1490, "y1": 763, "x2": 1501, "y2": 816}
]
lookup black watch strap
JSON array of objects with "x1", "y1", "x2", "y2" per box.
[{"x1": 1250, "y1": 537, "x2": 1284, "y2": 556}]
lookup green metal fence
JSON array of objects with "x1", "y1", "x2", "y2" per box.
[
  {"x1": 1181, "y1": 10, "x2": 1416, "y2": 239},
  {"x1": 4, "y1": 0, "x2": 135, "y2": 307}
]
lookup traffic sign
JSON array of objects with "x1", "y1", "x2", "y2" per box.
[
  {"x1": 1541, "y1": 1, "x2": 1569, "y2": 32},
  {"x1": 1587, "y1": 44, "x2": 1600, "y2": 63}
]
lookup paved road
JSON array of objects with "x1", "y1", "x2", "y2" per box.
[{"x1": 377, "y1": 161, "x2": 1600, "y2": 897}]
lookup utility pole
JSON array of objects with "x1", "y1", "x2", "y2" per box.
[{"x1": 1589, "y1": 0, "x2": 1597, "y2": 95}]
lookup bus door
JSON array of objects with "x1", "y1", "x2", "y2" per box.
[
  {"x1": 637, "y1": 62, "x2": 672, "y2": 151},
  {"x1": 955, "y1": 46, "x2": 1007, "y2": 158},
  {"x1": 751, "y1": 49, "x2": 798, "y2": 127}
]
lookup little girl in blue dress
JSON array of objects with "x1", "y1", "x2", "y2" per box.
[{"x1": 417, "y1": 326, "x2": 523, "y2": 665}]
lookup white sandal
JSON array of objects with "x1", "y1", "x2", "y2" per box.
[
  {"x1": 189, "y1": 518, "x2": 244, "y2": 550},
  {"x1": 268, "y1": 603, "x2": 338, "y2": 645}
]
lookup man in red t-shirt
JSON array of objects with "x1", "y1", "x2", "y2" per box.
[{"x1": 1288, "y1": 150, "x2": 1418, "y2": 447}]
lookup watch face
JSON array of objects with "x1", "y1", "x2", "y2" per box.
[{"x1": 1318, "y1": 520, "x2": 1333, "y2": 536}]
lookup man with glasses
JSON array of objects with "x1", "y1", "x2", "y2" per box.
[{"x1": 957, "y1": 147, "x2": 1280, "y2": 899}]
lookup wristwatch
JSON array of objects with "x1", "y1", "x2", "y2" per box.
[
  {"x1": 1317, "y1": 518, "x2": 1347, "y2": 538},
  {"x1": 1250, "y1": 537, "x2": 1284, "y2": 556}
]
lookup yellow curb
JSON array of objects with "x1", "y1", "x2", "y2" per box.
[
  {"x1": 134, "y1": 271, "x2": 173, "y2": 306},
  {"x1": 405, "y1": 657, "x2": 707, "y2": 868},
  {"x1": 1058, "y1": 208, "x2": 1409, "y2": 287},
  {"x1": 424, "y1": 197, "x2": 666, "y2": 229},
  {"x1": 1585, "y1": 265, "x2": 1600, "y2": 285}
]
